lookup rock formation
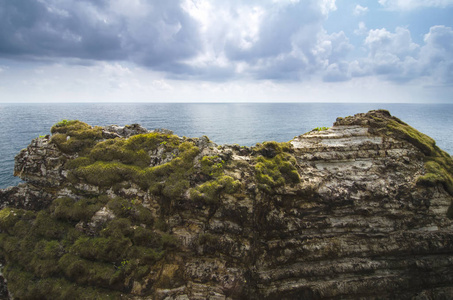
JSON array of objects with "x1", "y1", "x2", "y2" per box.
[{"x1": 0, "y1": 110, "x2": 452, "y2": 299}]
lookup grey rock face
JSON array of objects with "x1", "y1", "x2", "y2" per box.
[
  {"x1": 1, "y1": 110, "x2": 453, "y2": 299},
  {"x1": 253, "y1": 124, "x2": 452, "y2": 299},
  {"x1": 14, "y1": 136, "x2": 68, "y2": 187},
  {"x1": 103, "y1": 124, "x2": 150, "y2": 138}
]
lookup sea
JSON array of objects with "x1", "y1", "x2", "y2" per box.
[{"x1": 1, "y1": 103, "x2": 452, "y2": 189}]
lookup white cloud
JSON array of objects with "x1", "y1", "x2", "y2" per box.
[
  {"x1": 354, "y1": 22, "x2": 368, "y2": 35},
  {"x1": 420, "y1": 25, "x2": 453, "y2": 84},
  {"x1": 365, "y1": 27, "x2": 419, "y2": 58},
  {"x1": 320, "y1": 0, "x2": 337, "y2": 15},
  {"x1": 323, "y1": 62, "x2": 350, "y2": 82},
  {"x1": 353, "y1": 25, "x2": 453, "y2": 86},
  {"x1": 152, "y1": 79, "x2": 173, "y2": 90},
  {"x1": 361, "y1": 27, "x2": 420, "y2": 81},
  {"x1": 353, "y1": 4, "x2": 369, "y2": 16},
  {"x1": 379, "y1": 0, "x2": 453, "y2": 10}
]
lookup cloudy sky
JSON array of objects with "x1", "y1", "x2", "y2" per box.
[{"x1": 0, "y1": 0, "x2": 452, "y2": 103}]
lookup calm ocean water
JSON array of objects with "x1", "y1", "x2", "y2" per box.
[{"x1": 1, "y1": 103, "x2": 452, "y2": 189}]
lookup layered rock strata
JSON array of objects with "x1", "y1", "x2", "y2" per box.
[{"x1": 0, "y1": 110, "x2": 452, "y2": 299}]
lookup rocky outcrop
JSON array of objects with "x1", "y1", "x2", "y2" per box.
[{"x1": 0, "y1": 110, "x2": 452, "y2": 299}]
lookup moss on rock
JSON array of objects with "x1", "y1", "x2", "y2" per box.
[
  {"x1": 50, "y1": 120, "x2": 103, "y2": 154},
  {"x1": 190, "y1": 175, "x2": 240, "y2": 205},
  {"x1": 0, "y1": 191, "x2": 179, "y2": 297},
  {"x1": 252, "y1": 141, "x2": 300, "y2": 193}
]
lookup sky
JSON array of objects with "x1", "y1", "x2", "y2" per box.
[{"x1": 0, "y1": 0, "x2": 452, "y2": 103}]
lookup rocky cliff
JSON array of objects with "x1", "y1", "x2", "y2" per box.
[{"x1": 1, "y1": 110, "x2": 453, "y2": 299}]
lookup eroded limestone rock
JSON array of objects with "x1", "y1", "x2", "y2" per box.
[{"x1": 0, "y1": 110, "x2": 452, "y2": 299}]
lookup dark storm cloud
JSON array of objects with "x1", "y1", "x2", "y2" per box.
[
  {"x1": 0, "y1": 0, "x2": 350, "y2": 81},
  {"x1": 0, "y1": 0, "x2": 124, "y2": 59},
  {"x1": 0, "y1": 0, "x2": 201, "y2": 66},
  {"x1": 121, "y1": 1, "x2": 202, "y2": 69},
  {"x1": 2, "y1": 0, "x2": 450, "y2": 87},
  {"x1": 0, "y1": 0, "x2": 340, "y2": 81}
]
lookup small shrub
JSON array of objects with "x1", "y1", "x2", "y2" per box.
[
  {"x1": 72, "y1": 161, "x2": 141, "y2": 187},
  {"x1": 58, "y1": 253, "x2": 121, "y2": 289},
  {"x1": 34, "y1": 211, "x2": 71, "y2": 239},
  {"x1": 162, "y1": 177, "x2": 190, "y2": 199},
  {"x1": 65, "y1": 157, "x2": 93, "y2": 169},
  {"x1": 201, "y1": 155, "x2": 225, "y2": 177},
  {"x1": 417, "y1": 159, "x2": 453, "y2": 195},
  {"x1": 254, "y1": 153, "x2": 300, "y2": 193},
  {"x1": 30, "y1": 256, "x2": 61, "y2": 277},
  {"x1": 132, "y1": 227, "x2": 161, "y2": 248},
  {"x1": 51, "y1": 197, "x2": 104, "y2": 222},
  {"x1": 190, "y1": 175, "x2": 240, "y2": 204},
  {"x1": 125, "y1": 132, "x2": 180, "y2": 152},
  {"x1": 89, "y1": 139, "x2": 150, "y2": 168},
  {"x1": 50, "y1": 120, "x2": 103, "y2": 154},
  {"x1": 99, "y1": 217, "x2": 133, "y2": 238},
  {"x1": 71, "y1": 236, "x2": 131, "y2": 263},
  {"x1": 0, "y1": 208, "x2": 34, "y2": 233},
  {"x1": 33, "y1": 240, "x2": 63, "y2": 259},
  {"x1": 127, "y1": 246, "x2": 163, "y2": 264}
]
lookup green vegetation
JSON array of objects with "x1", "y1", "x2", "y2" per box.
[
  {"x1": 364, "y1": 110, "x2": 453, "y2": 217},
  {"x1": 53, "y1": 119, "x2": 72, "y2": 128},
  {"x1": 72, "y1": 161, "x2": 142, "y2": 187},
  {"x1": 0, "y1": 120, "x2": 251, "y2": 297},
  {"x1": 106, "y1": 198, "x2": 154, "y2": 225},
  {"x1": 188, "y1": 150, "x2": 242, "y2": 205},
  {"x1": 48, "y1": 120, "x2": 245, "y2": 208},
  {"x1": 366, "y1": 110, "x2": 440, "y2": 157},
  {"x1": 55, "y1": 121, "x2": 200, "y2": 198},
  {"x1": 417, "y1": 157, "x2": 453, "y2": 196},
  {"x1": 365, "y1": 111, "x2": 453, "y2": 195},
  {"x1": 313, "y1": 127, "x2": 329, "y2": 131},
  {"x1": 252, "y1": 141, "x2": 300, "y2": 193},
  {"x1": 255, "y1": 154, "x2": 300, "y2": 193},
  {"x1": 0, "y1": 194, "x2": 178, "y2": 298},
  {"x1": 200, "y1": 155, "x2": 225, "y2": 177},
  {"x1": 51, "y1": 196, "x2": 108, "y2": 222},
  {"x1": 254, "y1": 141, "x2": 292, "y2": 158},
  {"x1": 385, "y1": 119, "x2": 440, "y2": 156},
  {"x1": 50, "y1": 120, "x2": 103, "y2": 154},
  {"x1": 3, "y1": 267, "x2": 121, "y2": 300},
  {"x1": 51, "y1": 120, "x2": 247, "y2": 210},
  {"x1": 190, "y1": 175, "x2": 240, "y2": 204}
]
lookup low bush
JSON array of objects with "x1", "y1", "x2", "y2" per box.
[
  {"x1": 51, "y1": 197, "x2": 106, "y2": 222},
  {"x1": 0, "y1": 193, "x2": 180, "y2": 297},
  {"x1": 254, "y1": 153, "x2": 300, "y2": 193},
  {"x1": 190, "y1": 175, "x2": 240, "y2": 204},
  {"x1": 50, "y1": 120, "x2": 103, "y2": 154},
  {"x1": 71, "y1": 236, "x2": 131, "y2": 263}
]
